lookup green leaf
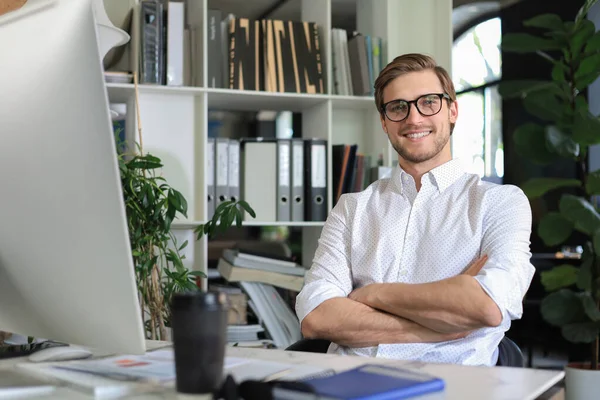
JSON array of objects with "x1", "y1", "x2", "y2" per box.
[
  {"x1": 573, "y1": 112, "x2": 600, "y2": 146},
  {"x1": 584, "y1": 30, "x2": 600, "y2": 54},
  {"x1": 559, "y1": 194, "x2": 600, "y2": 235},
  {"x1": 127, "y1": 159, "x2": 163, "y2": 170},
  {"x1": 524, "y1": 14, "x2": 564, "y2": 31},
  {"x1": 541, "y1": 289, "x2": 586, "y2": 326},
  {"x1": 551, "y1": 62, "x2": 568, "y2": 82},
  {"x1": 235, "y1": 207, "x2": 243, "y2": 228},
  {"x1": 237, "y1": 200, "x2": 257, "y2": 219},
  {"x1": 586, "y1": 171, "x2": 600, "y2": 195},
  {"x1": 562, "y1": 322, "x2": 600, "y2": 343},
  {"x1": 577, "y1": 257, "x2": 593, "y2": 291},
  {"x1": 225, "y1": 207, "x2": 236, "y2": 230},
  {"x1": 522, "y1": 90, "x2": 563, "y2": 122},
  {"x1": 545, "y1": 125, "x2": 579, "y2": 158},
  {"x1": 214, "y1": 200, "x2": 233, "y2": 218},
  {"x1": 178, "y1": 240, "x2": 188, "y2": 251},
  {"x1": 513, "y1": 123, "x2": 556, "y2": 164},
  {"x1": 580, "y1": 292, "x2": 600, "y2": 321},
  {"x1": 541, "y1": 265, "x2": 580, "y2": 291},
  {"x1": 188, "y1": 270, "x2": 206, "y2": 277},
  {"x1": 570, "y1": 19, "x2": 596, "y2": 58},
  {"x1": 521, "y1": 178, "x2": 581, "y2": 199},
  {"x1": 575, "y1": 53, "x2": 600, "y2": 90},
  {"x1": 172, "y1": 190, "x2": 188, "y2": 216},
  {"x1": 576, "y1": 71, "x2": 600, "y2": 91},
  {"x1": 497, "y1": 80, "x2": 556, "y2": 99},
  {"x1": 502, "y1": 33, "x2": 562, "y2": 53},
  {"x1": 538, "y1": 212, "x2": 574, "y2": 246}
]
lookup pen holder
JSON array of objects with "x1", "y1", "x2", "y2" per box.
[{"x1": 170, "y1": 291, "x2": 229, "y2": 394}]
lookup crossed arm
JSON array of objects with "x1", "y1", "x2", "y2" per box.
[{"x1": 301, "y1": 256, "x2": 500, "y2": 346}]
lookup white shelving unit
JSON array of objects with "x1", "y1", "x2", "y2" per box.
[{"x1": 105, "y1": 0, "x2": 452, "y2": 285}]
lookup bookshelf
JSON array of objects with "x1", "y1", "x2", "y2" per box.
[{"x1": 104, "y1": 0, "x2": 452, "y2": 288}]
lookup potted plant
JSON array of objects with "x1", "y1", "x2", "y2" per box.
[
  {"x1": 117, "y1": 79, "x2": 255, "y2": 341},
  {"x1": 500, "y1": 0, "x2": 600, "y2": 396}
]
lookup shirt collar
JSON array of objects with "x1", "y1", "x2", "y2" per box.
[{"x1": 391, "y1": 159, "x2": 466, "y2": 194}]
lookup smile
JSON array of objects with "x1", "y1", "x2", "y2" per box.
[{"x1": 405, "y1": 131, "x2": 431, "y2": 139}]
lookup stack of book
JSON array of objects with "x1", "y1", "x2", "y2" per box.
[
  {"x1": 217, "y1": 248, "x2": 305, "y2": 292},
  {"x1": 217, "y1": 248, "x2": 304, "y2": 348},
  {"x1": 209, "y1": 284, "x2": 266, "y2": 345}
]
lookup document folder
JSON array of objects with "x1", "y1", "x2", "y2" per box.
[
  {"x1": 304, "y1": 138, "x2": 327, "y2": 221},
  {"x1": 290, "y1": 139, "x2": 304, "y2": 221},
  {"x1": 276, "y1": 139, "x2": 291, "y2": 221},
  {"x1": 241, "y1": 139, "x2": 277, "y2": 222}
]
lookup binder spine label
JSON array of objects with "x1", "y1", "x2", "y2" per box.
[
  {"x1": 207, "y1": 140, "x2": 214, "y2": 186},
  {"x1": 312, "y1": 144, "x2": 326, "y2": 188},
  {"x1": 217, "y1": 141, "x2": 228, "y2": 186},
  {"x1": 279, "y1": 142, "x2": 290, "y2": 188},
  {"x1": 293, "y1": 144, "x2": 303, "y2": 187},
  {"x1": 228, "y1": 141, "x2": 240, "y2": 188}
]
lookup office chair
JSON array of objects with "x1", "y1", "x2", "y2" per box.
[{"x1": 286, "y1": 336, "x2": 525, "y2": 368}]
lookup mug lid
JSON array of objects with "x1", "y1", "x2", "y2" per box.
[{"x1": 170, "y1": 291, "x2": 227, "y2": 309}]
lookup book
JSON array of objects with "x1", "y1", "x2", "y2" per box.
[
  {"x1": 217, "y1": 258, "x2": 304, "y2": 292},
  {"x1": 263, "y1": 19, "x2": 324, "y2": 94},
  {"x1": 272, "y1": 364, "x2": 445, "y2": 400},
  {"x1": 222, "y1": 248, "x2": 305, "y2": 276},
  {"x1": 228, "y1": 17, "x2": 264, "y2": 91}
]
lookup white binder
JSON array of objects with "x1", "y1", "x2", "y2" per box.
[
  {"x1": 242, "y1": 139, "x2": 277, "y2": 222},
  {"x1": 276, "y1": 140, "x2": 291, "y2": 221},
  {"x1": 290, "y1": 139, "x2": 304, "y2": 221}
]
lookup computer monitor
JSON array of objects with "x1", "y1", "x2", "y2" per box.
[{"x1": 0, "y1": 0, "x2": 146, "y2": 355}]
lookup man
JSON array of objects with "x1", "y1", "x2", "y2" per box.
[{"x1": 295, "y1": 53, "x2": 535, "y2": 366}]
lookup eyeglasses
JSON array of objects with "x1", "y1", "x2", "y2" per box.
[{"x1": 381, "y1": 93, "x2": 451, "y2": 122}]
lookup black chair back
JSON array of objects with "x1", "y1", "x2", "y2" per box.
[{"x1": 286, "y1": 336, "x2": 525, "y2": 368}]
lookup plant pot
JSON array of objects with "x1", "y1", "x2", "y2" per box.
[{"x1": 565, "y1": 362, "x2": 600, "y2": 400}]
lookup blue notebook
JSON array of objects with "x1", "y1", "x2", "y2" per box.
[{"x1": 272, "y1": 364, "x2": 444, "y2": 400}]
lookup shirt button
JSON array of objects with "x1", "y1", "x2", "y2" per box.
[{"x1": 400, "y1": 269, "x2": 408, "y2": 276}]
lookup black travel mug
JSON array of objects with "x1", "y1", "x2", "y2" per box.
[{"x1": 170, "y1": 291, "x2": 229, "y2": 394}]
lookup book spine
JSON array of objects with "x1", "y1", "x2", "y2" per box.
[
  {"x1": 229, "y1": 18, "x2": 263, "y2": 91},
  {"x1": 206, "y1": 9, "x2": 222, "y2": 88}
]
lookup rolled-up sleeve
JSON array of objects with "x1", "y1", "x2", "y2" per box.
[
  {"x1": 295, "y1": 196, "x2": 354, "y2": 323},
  {"x1": 474, "y1": 185, "x2": 536, "y2": 322}
]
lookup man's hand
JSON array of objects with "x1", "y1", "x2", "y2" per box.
[
  {"x1": 349, "y1": 255, "x2": 489, "y2": 305},
  {"x1": 301, "y1": 297, "x2": 472, "y2": 347},
  {"x1": 346, "y1": 254, "x2": 501, "y2": 333},
  {"x1": 348, "y1": 284, "x2": 375, "y2": 304}
]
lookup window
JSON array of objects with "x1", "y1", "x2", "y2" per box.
[{"x1": 452, "y1": 17, "x2": 503, "y2": 183}]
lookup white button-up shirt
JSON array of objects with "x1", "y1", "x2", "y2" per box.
[{"x1": 296, "y1": 159, "x2": 535, "y2": 366}]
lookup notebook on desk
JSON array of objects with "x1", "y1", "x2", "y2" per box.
[{"x1": 272, "y1": 364, "x2": 445, "y2": 400}]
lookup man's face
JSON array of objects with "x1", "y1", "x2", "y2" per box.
[{"x1": 379, "y1": 70, "x2": 458, "y2": 167}]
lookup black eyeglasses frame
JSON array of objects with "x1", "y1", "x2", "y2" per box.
[{"x1": 381, "y1": 93, "x2": 451, "y2": 122}]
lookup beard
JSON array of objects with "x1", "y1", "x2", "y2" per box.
[{"x1": 391, "y1": 126, "x2": 450, "y2": 164}]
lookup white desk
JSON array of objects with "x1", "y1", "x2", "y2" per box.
[{"x1": 0, "y1": 341, "x2": 564, "y2": 400}]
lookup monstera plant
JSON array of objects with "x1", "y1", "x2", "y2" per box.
[{"x1": 499, "y1": 0, "x2": 600, "y2": 372}]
